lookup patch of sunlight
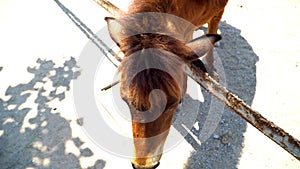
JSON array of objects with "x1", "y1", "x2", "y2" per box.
[
  {"x1": 49, "y1": 70, "x2": 56, "y2": 76},
  {"x1": 68, "y1": 120, "x2": 82, "y2": 138},
  {"x1": 239, "y1": 125, "x2": 300, "y2": 169},
  {"x1": 193, "y1": 121, "x2": 200, "y2": 130},
  {"x1": 20, "y1": 107, "x2": 38, "y2": 133},
  {"x1": 42, "y1": 80, "x2": 54, "y2": 97},
  {"x1": 41, "y1": 121, "x2": 48, "y2": 127},
  {"x1": 109, "y1": 0, "x2": 130, "y2": 11},
  {"x1": 187, "y1": 77, "x2": 204, "y2": 102},
  {"x1": 33, "y1": 82, "x2": 44, "y2": 91},
  {"x1": 32, "y1": 141, "x2": 48, "y2": 153},
  {"x1": 0, "y1": 130, "x2": 4, "y2": 136},
  {"x1": 7, "y1": 104, "x2": 17, "y2": 110},
  {"x1": 3, "y1": 118, "x2": 15, "y2": 125},
  {"x1": 94, "y1": 58, "x2": 132, "y2": 138},
  {"x1": 65, "y1": 139, "x2": 80, "y2": 157},
  {"x1": 41, "y1": 128, "x2": 49, "y2": 135},
  {"x1": 73, "y1": 129, "x2": 130, "y2": 169},
  {"x1": 19, "y1": 91, "x2": 39, "y2": 133},
  {"x1": 0, "y1": 94, "x2": 11, "y2": 104},
  {"x1": 43, "y1": 158, "x2": 50, "y2": 167},
  {"x1": 160, "y1": 126, "x2": 195, "y2": 169},
  {"x1": 193, "y1": 28, "x2": 205, "y2": 39},
  {"x1": 0, "y1": 0, "x2": 17, "y2": 6},
  {"x1": 32, "y1": 157, "x2": 42, "y2": 166},
  {"x1": 80, "y1": 156, "x2": 99, "y2": 169},
  {"x1": 67, "y1": 121, "x2": 105, "y2": 169},
  {"x1": 182, "y1": 124, "x2": 201, "y2": 145},
  {"x1": 32, "y1": 156, "x2": 51, "y2": 167},
  {"x1": 56, "y1": 86, "x2": 66, "y2": 95}
]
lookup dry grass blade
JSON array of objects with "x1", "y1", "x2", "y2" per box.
[{"x1": 93, "y1": 0, "x2": 125, "y2": 17}]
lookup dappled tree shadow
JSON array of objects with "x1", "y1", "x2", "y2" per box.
[
  {"x1": 0, "y1": 58, "x2": 105, "y2": 169},
  {"x1": 173, "y1": 21, "x2": 259, "y2": 169},
  {"x1": 0, "y1": 20, "x2": 258, "y2": 169}
]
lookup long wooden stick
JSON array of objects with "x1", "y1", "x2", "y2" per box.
[
  {"x1": 94, "y1": 0, "x2": 300, "y2": 160},
  {"x1": 184, "y1": 64, "x2": 300, "y2": 160}
]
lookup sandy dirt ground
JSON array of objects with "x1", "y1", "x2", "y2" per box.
[{"x1": 0, "y1": 0, "x2": 299, "y2": 169}]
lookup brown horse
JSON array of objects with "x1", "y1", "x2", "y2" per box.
[{"x1": 105, "y1": 0, "x2": 228, "y2": 168}]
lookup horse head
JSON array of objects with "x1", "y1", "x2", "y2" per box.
[{"x1": 105, "y1": 14, "x2": 221, "y2": 168}]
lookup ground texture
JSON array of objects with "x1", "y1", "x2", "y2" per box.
[{"x1": 0, "y1": 0, "x2": 299, "y2": 168}]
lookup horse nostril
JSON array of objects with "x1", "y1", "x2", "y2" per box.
[
  {"x1": 131, "y1": 162, "x2": 160, "y2": 169},
  {"x1": 131, "y1": 163, "x2": 136, "y2": 169},
  {"x1": 151, "y1": 162, "x2": 160, "y2": 169}
]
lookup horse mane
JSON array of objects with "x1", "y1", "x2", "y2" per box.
[
  {"x1": 119, "y1": 34, "x2": 191, "y2": 112},
  {"x1": 127, "y1": 0, "x2": 175, "y2": 14},
  {"x1": 117, "y1": 0, "x2": 200, "y2": 117}
]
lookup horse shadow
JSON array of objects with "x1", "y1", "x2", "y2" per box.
[
  {"x1": 0, "y1": 58, "x2": 105, "y2": 169},
  {"x1": 173, "y1": 21, "x2": 259, "y2": 169}
]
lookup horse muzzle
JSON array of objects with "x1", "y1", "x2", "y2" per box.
[{"x1": 131, "y1": 162, "x2": 160, "y2": 169}]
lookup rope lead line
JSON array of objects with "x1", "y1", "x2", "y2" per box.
[{"x1": 53, "y1": 0, "x2": 118, "y2": 67}]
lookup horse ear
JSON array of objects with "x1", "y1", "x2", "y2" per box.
[
  {"x1": 105, "y1": 17, "x2": 126, "y2": 46},
  {"x1": 185, "y1": 34, "x2": 222, "y2": 61}
]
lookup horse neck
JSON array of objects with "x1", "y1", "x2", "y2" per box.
[{"x1": 126, "y1": 0, "x2": 195, "y2": 42}]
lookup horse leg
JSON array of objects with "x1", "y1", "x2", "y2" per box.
[{"x1": 206, "y1": 9, "x2": 225, "y2": 80}]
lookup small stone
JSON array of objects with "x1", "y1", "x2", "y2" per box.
[
  {"x1": 221, "y1": 133, "x2": 233, "y2": 144},
  {"x1": 213, "y1": 134, "x2": 220, "y2": 139}
]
